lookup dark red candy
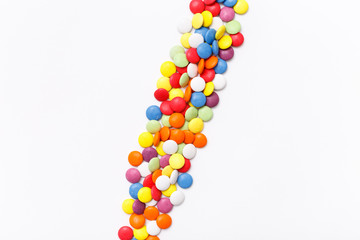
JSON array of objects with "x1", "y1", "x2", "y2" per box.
[
  {"x1": 178, "y1": 158, "x2": 191, "y2": 173},
  {"x1": 176, "y1": 66, "x2": 187, "y2": 74},
  {"x1": 169, "y1": 72, "x2": 181, "y2": 88},
  {"x1": 189, "y1": 0, "x2": 205, "y2": 14},
  {"x1": 186, "y1": 48, "x2": 201, "y2": 64},
  {"x1": 143, "y1": 174, "x2": 155, "y2": 188},
  {"x1": 231, "y1": 32, "x2": 244, "y2": 47},
  {"x1": 118, "y1": 226, "x2": 133, "y2": 240},
  {"x1": 205, "y1": 2, "x2": 221, "y2": 16},
  {"x1": 160, "y1": 101, "x2": 174, "y2": 115},
  {"x1": 200, "y1": 68, "x2": 215, "y2": 82},
  {"x1": 170, "y1": 97, "x2": 187, "y2": 113},
  {"x1": 151, "y1": 185, "x2": 162, "y2": 201},
  {"x1": 154, "y1": 88, "x2": 169, "y2": 101}
]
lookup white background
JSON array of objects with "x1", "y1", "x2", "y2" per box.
[{"x1": 1, "y1": 0, "x2": 360, "y2": 239}]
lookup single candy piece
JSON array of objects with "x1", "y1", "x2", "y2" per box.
[
  {"x1": 187, "y1": 63, "x2": 198, "y2": 78},
  {"x1": 170, "y1": 97, "x2": 186, "y2": 112},
  {"x1": 156, "y1": 214, "x2": 172, "y2": 229},
  {"x1": 162, "y1": 184, "x2": 177, "y2": 197},
  {"x1": 212, "y1": 39, "x2": 219, "y2": 55},
  {"x1": 170, "y1": 190, "x2": 185, "y2": 206},
  {"x1": 169, "y1": 153, "x2": 185, "y2": 169},
  {"x1": 133, "y1": 226, "x2": 148, "y2": 240},
  {"x1": 190, "y1": 92, "x2": 207, "y2": 108},
  {"x1": 156, "y1": 77, "x2": 172, "y2": 91},
  {"x1": 214, "y1": 58, "x2": 228, "y2": 74},
  {"x1": 178, "y1": 158, "x2": 191, "y2": 173},
  {"x1": 160, "y1": 61, "x2": 176, "y2": 78},
  {"x1": 183, "y1": 130, "x2": 195, "y2": 144},
  {"x1": 203, "y1": 82, "x2": 215, "y2": 96},
  {"x1": 160, "y1": 101, "x2": 173, "y2": 115},
  {"x1": 138, "y1": 187, "x2": 152, "y2": 203},
  {"x1": 118, "y1": 226, "x2": 134, "y2": 240},
  {"x1": 220, "y1": 6, "x2": 235, "y2": 22},
  {"x1": 148, "y1": 157, "x2": 160, "y2": 172},
  {"x1": 231, "y1": 32, "x2": 244, "y2": 47},
  {"x1": 215, "y1": 25, "x2": 226, "y2": 40},
  {"x1": 170, "y1": 45, "x2": 185, "y2": 59},
  {"x1": 147, "y1": 221, "x2": 161, "y2": 236},
  {"x1": 234, "y1": 0, "x2": 249, "y2": 14},
  {"x1": 152, "y1": 169, "x2": 162, "y2": 183},
  {"x1": 155, "y1": 175, "x2": 171, "y2": 191},
  {"x1": 206, "y1": 92, "x2": 219, "y2": 107},
  {"x1": 143, "y1": 174, "x2": 155, "y2": 188},
  {"x1": 204, "y1": 0, "x2": 216, "y2": 4},
  {"x1": 129, "y1": 183, "x2": 143, "y2": 199},
  {"x1": 224, "y1": 0, "x2": 237, "y2": 7},
  {"x1": 204, "y1": 29, "x2": 216, "y2": 44},
  {"x1": 169, "y1": 112, "x2": 185, "y2": 128},
  {"x1": 185, "y1": 107, "x2": 198, "y2": 121},
  {"x1": 146, "y1": 236, "x2": 160, "y2": 240},
  {"x1": 169, "y1": 88, "x2": 184, "y2": 100},
  {"x1": 179, "y1": 73, "x2": 190, "y2": 87},
  {"x1": 128, "y1": 151, "x2": 143, "y2": 167},
  {"x1": 129, "y1": 213, "x2": 146, "y2": 229},
  {"x1": 219, "y1": 47, "x2": 234, "y2": 61},
  {"x1": 182, "y1": 144, "x2": 197, "y2": 159},
  {"x1": 162, "y1": 140, "x2": 178, "y2": 155},
  {"x1": 196, "y1": 43, "x2": 212, "y2": 59},
  {"x1": 151, "y1": 185, "x2": 162, "y2": 201},
  {"x1": 193, "y1": 133, "x2": 208, "y2": 148},
  {"x1": 144, "y1": 206, "x2": 159, "y2": 221},
  {"x1": 173, "y1": 53, "x2": 189, "y2": 68},
  {"x1": 189, "y1": 118, "x2": 204, "y2": 133},
  {"x1": 205, "y1": 2, "x2": 221, "y2": 17},
  {"x1": 190, "y1": 76, "x2": 206, "y2": 92},
  {"x1": 146, "y1": 120, "x2": 161, "y2": 134},
  {"x1": 162, "y1": 165, "x2": 174, "y2": 177},
  {"x1": 188, "y1": 33, "x2": 204, "y2": 48},
  {"x1": 157, "y1": 198, "x2": 173, "y2": 213},
  {"x1": 180, "y1": 33, "x2": 192, "y2": 48},
  {"x1": 170, "y1": 170, "x2": 179, "y2": 184},
  {"x1": 186, "y1": 48, "x2": 201, "y2": 64},
  {"x1": 205, "y1": 55, "x2": 218, "y2": 69},
  {"x1": 177, "y1": 173, "x2": 193, "y2": 189},
  {"x1": 226, "y1": 20, "x2": 241, "y2": 34},
  {"x1": 126, "y1": 168, "x2": 141, "y2": 183},
  {"x1": 146, "y1": 105, "x2": 162, "y2": 121},
  {"x1": 189, "y1": 0, "x2": 205, "y2": 14},
  {"x1": 195, "y1": 27, "x2": 209, "y2": 39},
  {"x1": 142, "y1": 147, "x2": 158, "y2": 162},
  {"x1": 201, "y1": 10, "x2": 213, "y2": 27},
  {"x1": 122, "y1": 199, "x2": 135, "y2": 214},
  {"x1": 192, "y1": 13, "x2": 204, "y2": 29},
  {"x1": 138, "y1": 132, "x2": 154, "y2": 148},
  {"x1": 201, "y1": 68, "x2": 216, "y2": 82},
  {"x1": 160, "y1": 154, "x2": 171, "y2": 168},
  {"x1": 198, "y1": 106, "x2": 213, "y2": 122},
  {"x1": 177, "y1": 17, "x2": 192, "y2": 33},
  {"x1": 138, "y1": 162, "x2": 151, "y2": 177},
  {"x1": 170, "y1": 129, "x2": 185, "y2": 144},
  {"x1": 210, "y1": 17, "x2": 224, "y2": 31},
  {"x1": 212, "y1": 74, "x2": 226, "y2": 90},
  {"x1": 218, "y1": 35, "x2": 232, "y2": 49},
  {"x1": 132, "y1": 199, "x2": 146, "y2": 215},
  {"x1": 154, "y1": 88, "x2": 169, "y2": 101},
  {"x1": 169, "y1": 72, "x2": 181, "y2": 88}
]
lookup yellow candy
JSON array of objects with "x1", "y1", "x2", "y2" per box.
[
  {"x1": 192, "y1": 13, "x2": 204, "y2": 29},
  {"x1": 202, "y1": 10, "x2": 213, "y2": 27},
  {"x1": 188, "y1": 118, "x2": 204, "y2": 133},
  {"x1": 160, "y1": 61, "x2": 176, "y2": 77},
  {"x1": 234, "y1": 0, "x2": 249, "y2": 14},
  {"x1": 169, "y1": 88, "x2": 184, "y2": 100},
  {"x1": 133, "y1": 226, "x2": 148, "y2": 240},
  {"x1": 162, "y1": 184, "x2": 177, "y2": 197},
  {"x1": 156, "y1": 141, "x2": 166, "y2": 156},
  {"x1": 169, "y1": 153, "x2": 185, "y2": 169},
  {"x1": 215, "y1": 25, "x2": 226, "y2": 40},
  {"x1": 162, "y1": 165, "x2": 174, "y2": 177},
  {"x1": 156, "y1": 77, "x2": 172, "y2": 91},
  {"x1": 203, "y1": 82, "x2": 215, "y2": 96},
  {"x1": 137, "y1": 187, "x2": 152, "y2": 203},
  {"x1": 180, "y1": 33, "x2": 191, "y2": 49},
  {"x1": 138, "y1": 132, "x2": 154, "y2": 148},
  {"x1": 188, "y1": 102, "x2": 195, "y2": 108},
  {"x1": 218, "y1": 35, "x2": 233, "y2": 49},
  {"x1": 122, "y1": 199, "x2": 135, "y2": 214}
]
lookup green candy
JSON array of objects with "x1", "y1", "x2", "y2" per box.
[
  {"x1": 148, "y1": 157, "x2": 160, "y2": 172},
  {"x1": 161, "y1": 115, "x2": 171, "y2": 127},
  {"x1": 180, "y1": 121, "x2": 189, "y2": 130},
  {"x1": 146, "y1": 120, "x2": 161, "y2": 134},
  {"x1": 225, "y1": 20, "x2": 241, "y2": 34},
  {"x1": 177, "y1": 143, "x2": 186, "y2": 155},
  {"x1": 174, "y1": 53, "x2": 189, "y2": 68},
  {"x1": 198, "y1": 106, "x2": 213, "y2": 122},
  {"x1": 170, "y1": 45, "x2": 185, "y2": 60},
  {"x1": 185, "y1": 107, "x2": 198, "y2": 121},
  {"x1": 179, "y1": 73, "x2": 190, "y2": 87}
]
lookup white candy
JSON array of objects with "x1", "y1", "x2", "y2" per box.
[
  {"x1": 188, "y1": 33, "x2": 204, "y2": 48},
  {"x1": 170, "y1": 190, "x2": 185, "y2": 206},
  {"x1": 190, "y1": 77, "x2": 206, "y2": 92},
  {"x1": 182, "y1": 144, "x2": 197, "y2": 159},
  {"x1": 187, "y1": 63, "x2": 198, "y2": 78},
  {"x1": 163, "y1": 140, "x2": 178, "y2": 154},
  {"x1": 212, "y1": 74, "x2": 226, "y2": 90},
  {"x1": 155, "y1": 175, "x2": 171, "y2": 191},
  {"x1": 147, "y1": 221, "x2": 161, "y2": 236},
  {"x1": 138, "y1": 162, "x2": 151, "y2": 177},
  {"x1": 177, "y1": 17, "x2": 192, "y2": 34},
  {"x1": 170, "y1": 170, "x2": 179, "y2": 184},
  {"x1": 210, "y1": 17, "x2": 224, "y2": 31},
  {"x1": 147, "y1": 199, "x2": 158, "y2": 207}
]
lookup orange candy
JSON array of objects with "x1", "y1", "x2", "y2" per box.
[
  {"x1": 152, "y1": 169, "x2": 162, "y2": 183},
  {"x1": 193, "y1": 133, "x2": 207, "y2": 148},
  {"x1": 183, "y1": 130, "x2": 195, "y2": 144},
  {"x1": 129, "y1": 214, "x2": 145, "y2": 229},
  {"x1": 198, "y1": 58, "x2": 205, "y2": 74},
  {"x1": 169, "y1": 113, "x2": 185, "y2": 128},
  {"x1": 205, "y1": 56, "x2": 218, "y2": 69},
  {"x1": 156, "y1": 214, "x2": 172, "y2": 229},
  {"x1": 169, "y1": 129, "x2": 185, "y2": 144},
  {"x1": 128, "y1": 151, "x2": 143, "y2": 166},
  {"x1": 184, "y1": 86, "x2": 192, "y2": 103},
  {"x1": 144, "y1": 206, "x2": 159, "y2": 221},
  {"x1": 146, "y1": 236, "x2": 160, "y2": 240},
  {"x1": 153, "y1": 131, "x2": 160, "y2": 147},
  {"x1": 160, "y1": 126, "x2": 170, "y2": 141}
]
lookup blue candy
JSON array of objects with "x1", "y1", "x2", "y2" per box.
[
  {"x1": 177, "y1": 173, "x2": 193, "y2": 189},
  {"x1": 212, "y1": 40, "x2": 219, "y2": 56},
  {"x1": 197, "y1": 43, "x2": 212, "y2": 59},
  {"x1": 195, "y1": 27, "x2": 209, "y2": 39},
  {"x1": 129, "y1": 183, "x2": 143, "y2": 199},
  {"x1": 146, "y1": 105, "x2": 162, "y2": 121},
  {"x1": 190, "y1": 92, "x2": 207, "y2": 108},
  {"x1": 224, "y1": 0, "x2": 237, "y2": 7},
  {"x1": 205, "y1": 29, "x2": 216, "y2": 44},
  {"x1": 214, "y1": 58, "x2": 228, "y2": 74},
  {"x1": 217, "y1": 0, "x2": 225, "y2": 2}
]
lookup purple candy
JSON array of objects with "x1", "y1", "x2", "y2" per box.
[
  {"x1": 157, "y1": 198, "x2": 173, "y2": 213},
  {"x1": 160, "y1": 155, "x2": 170, "y2": 168},
  {"x1": 219, "y1": 47, "x2": 234, "y2": 61},
  {"x1": 125, "y1": 168, "x2": 141, "y2": 183},
  {"x1": 219, "y1": 7, "x2": 235, "y2": 22},
  {"x1": 132, "y1": 199, "x2": 146, "y2": 214},
  {"x1": 142, "y1": 147, "x2": 158, "y2": 162},
  {"x1": 206, "y1": 92, "x2": 220, "y2": 108}
]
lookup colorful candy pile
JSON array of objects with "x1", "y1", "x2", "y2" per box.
[{"x1": 118, "y1": 0, "x2": 249, "y2": 239}]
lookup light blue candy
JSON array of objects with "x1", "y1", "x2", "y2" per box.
[
  {"x1": 212, "y1": 40, "x2": 219, "y2": 56},
  {"x1": 205, "y1": 29, "x2": 216, "y2": 44},
  {"x1": 129, "y1": 183, "x2": 143, "y2": 199},
  {"x1": 190, "y1": 92, "x2": 207, "y2": 108},
  {"x1": 224, "y1": 0, "x2": 237, "y2": 7},
  {"x1": 214, "y1": 58, "x2": 228, "y2": 74},
  {"x1": 146, "y1": 105, "x2": 162, "y2": 121},
  {"x1": 178, "y1": 173, "x2": 193, "y2": 189},
  {"x1": 195, "y1": 27, "x2": 209, "y2": 39},
  {"x1": 197, "y1": 43, "x2": 212, "y2": 59}
]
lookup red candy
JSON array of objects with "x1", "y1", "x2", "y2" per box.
[
  {"x1": 118, "y1": 226, "x2": 133, "y2": 240},
  {"x1": 204, "y1": 0, "x2": 216, "y2": 4},
  {"x1": 160, "y1": 101, "x2": 174, "y2": 115},
  {"x1": 231, "y1": 32, "x2": 244, "y2": 47},
  {"x1": 205, "y1": 2, "x2": 221, "y2": 16},
  {"x1": 151, "y1": 185, "x2": 162, "y2": 201},
  {"x1": 186, "y1": 48, "x2": 201, "y2": 64},
  {"x1": 176, "y1": 66, "x2": 187, "y2": 74},
  {"x1": 178, "y1": 158, "x2": 191, "y2": 173},
  {"x1": 189, "y1": 0, "x2": 205, "y2": 14},
  {"x1": 143, "y1": 174, "x2": 155, "y2": 188},
  {"x1": 200, "y1": 68, "x2": 215, "y2": 82},
  {"x1": 169, "y1": 72, "x2": 181, "y2": 88},
  {"x1": 181, "y1": 104, "x2": 190, "y2": 116},
  {"x1": 170, "y1": 97, "x2": 187, "y2": 113},
  {"x1": 154, "y1": 88, "x2": 169, "y2": 101}
]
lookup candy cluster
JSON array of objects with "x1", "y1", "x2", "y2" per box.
[{"x1": 118, "y1": 0, "x2": 249, "y2": 239}]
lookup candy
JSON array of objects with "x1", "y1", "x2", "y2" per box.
[
  {"x1": 170, "y1": 97, "x2": 186, "y2": 112},
  {"x1": 186, "y1": 48, "x2": 201, "y2": 64},
  {"x1": 170, "y1": 45, "x2": 185, "y2": 59},
  {"x1": 178, "y1": 158, "x2": 191, "y2": 173},
  {"x1": 192, "y1": 13, "x2": 204, "y2": 29},
  {"x1": 151, "y1": 185, "x2": 162, "y2": 201},
  {"x1": 204, "y1": 0, "x2": 216, "y2": 4},
  {"x1": 128, "y1": 151, "x2": 143, "y2": 167},
  {"x1": 190, "y1": 92, "x2": 207, "y2": 107},
  {"x1": 146, "y1": 199, "x2": 158, "y2": 207},
  {"x1": 183, "y1": 130, "x2": 195, "y2": 144},
  {"x1": 138, "y1": 162, "x2": 151, "y2": 177},
  {"x1": 146, "y1": 120, "x2": 161, "y2": 134},
  {"x1": 205, "y1": 55, "x2": 218, "y2": 69},
  {"x1": 144, "y1": 206, "x2": 159, "y2": 221},
  {"x1": 187, "y1": 63, "x2": 198, "y2": 78},
  {"x1": 230, "y1": 32, "x2": 244, "y2": 47},
  {"x1": 132, "y1": 199, "x2": 146, "y2": 215},
  {"x1": 146, "y1": 105, "x2": 162, "y2": 121},
  {"x1": 169, "y1": 153, "x2": 185, "y2": 169},
  {"x1": 160, "y1": 101, "x2": 173, "y2": 115},
  {"x1": 156, "y1": 142, "x2": 166, "y2": 156},
  {"x1": 210, "y1": 17, "x2": 224, "y2": 30},
  {"x1": 223, "y1": 0, "x2": 238, "y2": 7},
  {"x1": 218, "y1": 35, "x2": 232, "y2": 49},
  {"x1": 129, "y1": 213, "x2": 145, "y2": 229},
  {"x1": 157, "y1": 198, "x2": 173, "y2": 213},
  {"x1": 162, "y1": 184, "x2": 177, "y2": 197},
  {"x1": 169, "y1": 112, "x2": 185, "y2": 128},
  {"x1": 169, "y1": 129, "x2": 185, "y2": 144},
  {"x1": 188, "y1": 33, "x2": 204, "y2": 48},
  {"x1": 162, "y1": 165, "x2": 174, "y2": 177},
  {"x1": 177, "y1": 17, "x2": 192, "y2": 34},
  {"x1": 169, "y1": 72, "x2": 181, "y2": 88},
  {"x1": 122, "y1": 199, "x2": 135, "y2": 214},
  {"x1": 118, "y1": 226, "x2": 133, "y2": 240},
  {"x1": 188, "y1": 118, "x2": 204, "y2": 133},
  {"x1": 219, "y1": 6, "x2": 235, "y2": 22},
  {"x1": 156, "y1": 214, "x2": 172, "y2": 229},
  {"x1": 152, "y1": 169, "x2": 162, "y2": 183},
  {"x1": 168, "y1": 88, "x2": 184, "y2": 100},
  {"x1": 126, "y1": 168, "x2": 141, "y2": 183},
  {"x1": 203, "y1": 82, "x2": 215, "y2": 96},
  {"x1": 170, "y1": 190, "x2": 185, "y2": 206},
  {"x1": 133, "y1": 226, "x2": 148, "y2": 240},
  {"x1": 137, "y1": 187, "x2": 152, "y2": 203},
  {"x1": 180, "y1": 33, "x2": 191, "y2": 48},
  {"x1": 201, "y1": 10, "x2": 213, "y2": 27},
  {"x1": 195, "y1": 26, "x2": 209, "y2": 39},
  {"x1": 129, "y1": 183, "x2": 143, "y2": 199},
  {"x1": 170, "y1": 170, "x2": 179, "y2": 184},
  {"x1": 219, "y1": 47, "x2": 234, "y2": 60},
  {"x1": 160, "y1": 115, "x2": 171, "y2": 127},
  {"x1": 212, "y1": 39, "x2": 219, "y2": 55},
  {"x1": 185, "y1": 107, "x2": 198, "y2": 121},
  {"x1": 214, "y1": 58, "x2": 228, "y2": 74},
  {"x1": 190, "y1": 76, "x2": 206, "y2": 92},
  {"x1": 155, "y1": 175, "x2": 171, "y2": 191},
  {"x1": 193, "y1": 133, "x2": 208, "y2": 148},
  {"x1": 177, "y1": 173, "x2": 193, "y2": 189},
  {"x1": 146, "y1": 221, "x2": 161, "y2": 236},
  {"x1": 201, "y1": 68, "x2": 216, "y2": 82},
  {"x1": 142, "y1": 147, "x2": 158, "y2": 162},
  {"x1": 198, "y1": 106, "x2": 214, "y2": 121},
  {"x1": 154, "y1": 88, "x2": 169, "y2": 101},
  {"x1": 159, "y1": 154, "x2": 170, "y2": 168},
  {"x1": 143, "y1": 174, "x2": 155, "y2": 188},
  {"x1": 174, "y1": 53, "x2": 189, "y2": 68},
  {"x1": 182, "y1": 144, "x2": 197, "y2": 159},
  {"x1": 148, "y1": 157, "x2": 160, "y2": 172},
  {"x1": 179, "y1": 73, "x2": 190, "y2": 87},
  {"x1": 205, "y1": 92, "x2": 220, "y2": 107},
  {"x1": 162, "y1": 140, "x2": 178, "y2": 154},
  {"x1": 204, "y1": 28, "x2": 216, "y2": 44},
  {"x1": 215, "y1": 25, "x2": 226, "y2": 40},
  {"x1": 205, "y1": 2, "x2": 221, "y2": 17},
  {"x1": 160, "y1": 61, "x2": 176, "y2": 78},
  {"x1": 189, "y1": 0, "x2": 205, "y2": 14},
  {"x1": 156, "y1": 77, "x2": 172, "y2": 91},
  {"x1": 234, "y1": 0, "x2": 249, "y2": 14},
  {"x1": 196, "y1": 43, "x2": 212, "y2": 59},
  {"x1": 225, "y1": 20, "x2": 241, "y2": 34}
]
